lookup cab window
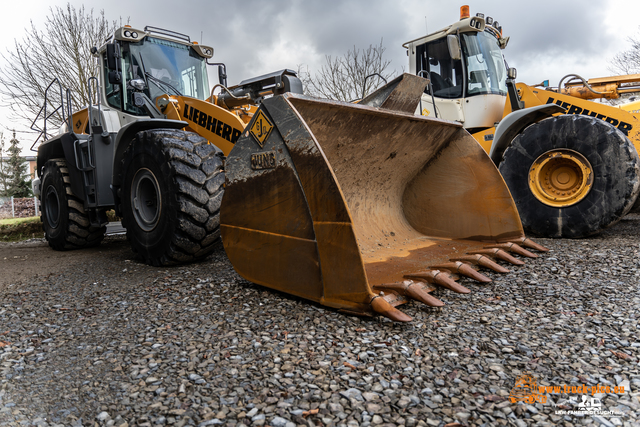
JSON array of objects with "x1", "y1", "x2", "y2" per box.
[{"x1": 415, "y1": 38, "x2": 463, "y2": 99}]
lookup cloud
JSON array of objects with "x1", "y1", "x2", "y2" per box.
[{"x1": 1, "y1": 0, "x2": 640, "y2": 141}]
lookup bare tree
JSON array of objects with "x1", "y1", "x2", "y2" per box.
[
  {"x1": 0, "y1": 4, "x2": 117, "y2": 131},
  {"x1": 305, "y1": 40, "x2": 395, "y2": 102},
  {"x1": 609, "y1": 30, "x2": 640, "y2": 75}
]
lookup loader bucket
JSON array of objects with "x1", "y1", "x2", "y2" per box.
[{"x1": 221, "y1": 77, "x2": 544, "y2": 321}]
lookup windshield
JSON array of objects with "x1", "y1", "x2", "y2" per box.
[
  {"x1": 131, "y1": 37, "x2": 210, "y2": 100},
  {"x1": 105, "y1": 37, "x2": 210, "y2": 115},
  {"x1": 460, "y1": 31, "x2": 507, "y2": 97}
]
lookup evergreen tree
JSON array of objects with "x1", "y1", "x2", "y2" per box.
[{"x1": 3, "y1": 131, "x2": 31, "y2": 198}]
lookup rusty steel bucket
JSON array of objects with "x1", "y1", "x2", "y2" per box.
[{"x1": 221, "y1": 75, "x2": 545, "y2": 321}]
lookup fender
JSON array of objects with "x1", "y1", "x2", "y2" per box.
[
  {"x1": 36, "y1": 132, "x2": 87, "y2": 201},
  {"x1": 111, "y1": 118, "x2": 188, "y2": 188},
  {"x1": 489, "y1": 104, "x2": 566, "y2": 165},
  {"x1": 109, "y1": 118, "x2": 188, "y2": 216}
]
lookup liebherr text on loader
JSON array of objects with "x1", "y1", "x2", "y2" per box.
[
  {"x1": 31, "y1": 25, "x2": 546, "y2": 322},
  {"x1": 405, "y1": 5, "x2": 640, "y2": 238}
]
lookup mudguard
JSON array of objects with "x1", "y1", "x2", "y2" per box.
[{"x1": 490, "y1": 104, "x2": 566, "y2": 165}]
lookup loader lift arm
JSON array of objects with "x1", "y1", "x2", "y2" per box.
[{"x1": 559, "y1": 73, "x2": 640, "y2": 100}]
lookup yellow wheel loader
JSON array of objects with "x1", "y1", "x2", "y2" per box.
[
  {"x1": 404, "y1": 6, "x2": 640, "y2": 238},
  {"x1": 31, "y1": 25, "x2": 545, "y2": 321}
]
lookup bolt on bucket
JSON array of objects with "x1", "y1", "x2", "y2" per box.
[{"x1": 221, "y1": 75, "x2": 545, "y2": 321}]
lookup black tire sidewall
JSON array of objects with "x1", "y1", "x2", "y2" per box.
[
  {"x1": 499, "y1": 115, "x2": 640, "y2": 238},
  {"x1": 41, "y1": 161, "x2": 69, "y2": 246},
  {"x1": 122, "y1": 137, "x2": 178, "y2": 263}
]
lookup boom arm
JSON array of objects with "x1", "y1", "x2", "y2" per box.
[
  {"x1": 560, "y1": 73, "x2": 640, "y2": 100},
  {"x1": 156, "y1": 69, "x2": 304, "y2": 156}
]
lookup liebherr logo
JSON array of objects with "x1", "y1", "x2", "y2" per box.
[
  {"x1": 184, "y1": 103, "x2": 242, "y2": 144},
  {"x1": 546, "y1": 97, "x2": 633, "y2": 135}
]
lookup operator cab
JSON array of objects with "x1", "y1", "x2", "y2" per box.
[
  {"x1": 404, "y1": 7, "x2": 510, "y2": 132},
  {"x1": 99, "y1": 26, "x2": 214, "y2": 121}
]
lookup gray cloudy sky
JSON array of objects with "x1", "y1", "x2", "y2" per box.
[{"x1": 1, "y1": 0, "x2": 639, "y2": 149}]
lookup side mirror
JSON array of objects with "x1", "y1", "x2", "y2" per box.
[
  {"x1": 106, "y1": 43, "x2": 122, "y2": 84},
  {"x1": 447, "y1": 35, "x2": 461, "y2": 61},
  {"x1": 218, "y1": 65, "x2": 228, "y2": 87},
  {"x1": 507, "y1": 67, "x2": 517, "y2": 80},
  {"x1": 108, "y1": 71, "x2": 122, "y2": 85},
  {"x1": 106, "y1": 43, "x2": 120, "y2": 71}
]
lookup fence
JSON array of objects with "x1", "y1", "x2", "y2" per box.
[{"x1": 0, "y1": 197, "x2": 40, "y2": 219}]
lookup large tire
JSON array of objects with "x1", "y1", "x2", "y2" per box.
[
  {"x1": 121, "y1": 129, "x2": 224, "y2": 266},
  {"x1": 499, "y1": 114, "x2": 640, "y2": 238},
  {"x1": 40, "y1": 159, "x2": 106, "y2": 250}
]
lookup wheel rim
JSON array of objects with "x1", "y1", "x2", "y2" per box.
[
  {"x1": 528, "y1": 149, "x2": 594, "y2": 207},
  {"x1": 45, "y1": 185, "x2": 61, "y2": 228},
  {"x1": 131, "y1": 168, "x2": 161, "y2": 231}
]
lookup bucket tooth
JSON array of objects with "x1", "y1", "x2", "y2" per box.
[
  {"x1": 435, "y1": 269, "x2": 461, "y2": 281},
  {"x1": 452, "y1": 255, "x2": 510, "y2": 273},
  {"x1": 405, "y1": 270, "x2": 471, "y2": 294},
  {"x1": 370, "y1": 295, "x2": 412, "y2": 322},
  {"x1": 469, "y1": 248, "x2": 525, "y2": 266},
  {"x1": 432, "y1": 261, "x2": 492, "y2": 283},
  {"x1": 374, "y1": 281, "x2": 445, "y2": 307},
  {"x1": 485, "y1": 242, "x2": 538, "y2": 258},
  {"x1": 439, "y1": 270, "x2": 460, "y2": 282},
  {"x1": 407, "y1": 285, "x2": 445, "y2": 307},
  {"x1": 509, "y1": 237, "x2": 549, "y2": 252}
]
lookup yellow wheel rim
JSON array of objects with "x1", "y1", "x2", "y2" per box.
[{"x1": 528, "y1": 149, "x2": 593, "y2": 207}]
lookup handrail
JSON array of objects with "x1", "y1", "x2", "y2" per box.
[
  {"x1": 144, "y1": 26, "x2": 190, "y2": 43},
  {"x1": 87, "y1": 76, "x2": 104, "y2": 131},
  {"x1": 363, "y1": 73, "x2": 388, "y2": 99},
  {"x1": 29, "y1": 78, "x2": 68, "y2": 151},
  {"x1": 66, "y1": 89, "x2": 72, "y2": 131},
  {"x1": 418, "y1": 69, "x2": 438, "y2": 118}
]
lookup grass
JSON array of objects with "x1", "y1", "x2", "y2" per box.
[
  {"x1": 0, "y1": 216, "x2": 43, "y2": 242},
  {"x1": 0, "y1": 210, "x2": 119, "y2": 242},
  {"x1": 0, "y1": 216, "x2": 40, "y2": 226}
]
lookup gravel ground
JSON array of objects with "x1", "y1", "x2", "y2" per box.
[{"x1": 0, "y1": 216, "x2": 639, "y2": 427}]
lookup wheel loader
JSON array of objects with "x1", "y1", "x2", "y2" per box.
[
  {"x1": 30, "y1": 25, "x2": 546, "y2": 321},
  {"x1": 404, "y1": 5, "x2": 640, "y2": 238}
]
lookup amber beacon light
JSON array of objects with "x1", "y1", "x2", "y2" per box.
[{"x1": 460, "y1": 5, "x2": 470, "y2": 19}]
